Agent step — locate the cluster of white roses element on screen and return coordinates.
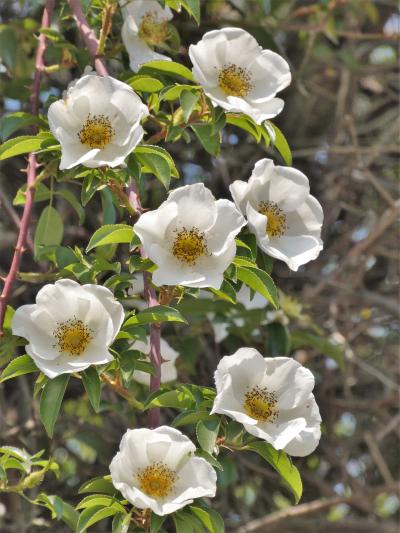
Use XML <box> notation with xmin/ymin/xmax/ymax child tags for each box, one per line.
<box><xmin>12</xmin><ymin>281</ymin><xmax>321</xmax><ymax>515</ymax></box>
<box><xmin>11</xmin><ymin>1</ymin><xmax>324</xmax><ymax>518</ymax></box>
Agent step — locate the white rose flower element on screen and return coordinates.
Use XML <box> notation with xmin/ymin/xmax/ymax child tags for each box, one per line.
<box><xmin>189</xmin><ymin>27</ymin><xmax>291</xmax><ymax>124</ymax></box>
<box><xmin>134</xmin><ymin>183</ymin><xmax>246</xmax><ymax>289</ymax></box>
<box><xmin>48</xmin><ymin>70</ymin><xmax>148</xmax><ymax>170</ymax></box>
<box><xmin>230</xmin><ymin>158</ymin><xmax>323</xmax><ymax>271</ymax></box>
<box><xmin>211</xmin><ymin>348</ymin><xmax>321</xmax><ymax>457</ymax></box>
<box><xmin>109</xmin><ymin>426</ymin><xmax>217</xmax><ymax>515</ymax></box>
<box><xmin>121</xmin><ymin>0</ymin><xmax>173</xmax><ymax>72</ymax></box>
<box><xmin>130</xmin><ymin>336</ymin><xmax>179</xmax><ymax>385</ymax></box>
<box><xmin>12</xmin><ymin>279</ymin><xmax>124</xmax><ymax>379</ymax></box>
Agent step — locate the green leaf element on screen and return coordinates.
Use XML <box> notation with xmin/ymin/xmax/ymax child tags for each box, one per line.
<box><xmin>81</xmin><ymin>173</ymin><xmax>102</xmax><ymax>206</ymax></box>
<box><xmin>39</xmin><ymin>494</ymin><xmax>79</xmax><ymax>530</ymax></box>
<box><xmin>236</xmin><ymin>266</ymin><xmax>279</xmax><ymax>309</ymax></box>
<box><xmin>136</xmin><ymin>145</ymin><xmax>178</xmax><ymax>176</ymax></box>
<box><xmin>139</xmin><ymin>60</ymin><xmax>194</xmax><ymax>81</ymax></box>
<box><xmin>266</xmin><ymin>323</ymin><xmax>291</xmax><ymax>356</ymax></box>
<box><xmin>135</xmin><ymin>145</ymin><xmax>179</xmax><ymax>189</ymax></box>
<box><xmin>173</xmin><ymin>511</ymin><xmax>204</xmax><ymax>532</ymax></box>
<box><xmin>196</xmin><ymin>418</ymin><xmax>220</xmax><ymax>454</ymax></box>
<box><xmin>195</xmin><ymin>449</ymin><xmax>223</xmax><ymax>470</ymax></box>
<box><xmin>39</xmin><ymin>374</ymin><xmax>70</xmax><ymax>438</ymax></box>
<box><xmin>34</xmin><ymin>206</ymin><xmax>64</xmax><ymax>258</ymax></box>
<box><xmin>57</xmin><ymin>189</ymin><xmax>85</xmax><ymax>224</ymax></box>
<box><xmin>54</xmin><ymin>499</ymin><xmax>79</xmax><ymax>530</ymax></box>
<box><xmin>267</xmin><ymin>122</ymin><xmax>292</xmax><ymax>165</ymax></box>
<box><xmin>172</xmin><ymin>409</ymin><xmax>211</xmax><ymax>427</ymax></box>
<box><xmin>54</xmin><ymin>496</ymin><xmax>79</xmax><ymax>530</ymax></box>
<box><xmin>13</xmin><ymin>182</ymin><xmax>51</xmax><ymax>205</ymax></box>
<box><xmin>210</xmin><ymin>107</ymin><xmax>226</xmax><ymax>134</ymax></box>
<box><xmin>124</xmin><ymin>305</ymin><xmax>187</xmax><ymax>327</ymax></box>
<box><xmin>0</xmin><ymin>355</ymin><xmax>38</xmax><ymax>383</ymax></box>
<box><xmin>0</xmin><ymin>112</ymin><xmax>42</xmax><ymax>141</ymax></box>
<box><xmin>81</xmin><ymin>367</ymin><xmax>101</xmax><ymax>413</ymax></box>
<box><xmin>126</xmin><ymin>153</ymin><xmax>142</xmax><ymax>181</ymax></box>
<box><xmin>0</xmin><ymin>25</ymin><xmax>17</xmax><ymax>70</ymax></box>
<box><xmin>137</xmin><ymin>152</ymin><xmax>170</xmax><ymax>188</ymax></box>
<box><xmin>77</xmin><ymin>495</ymin><xmax>125</xmax><ymax>513</ymax></box>
<box><xmin>0</xmin><ymin>446</ymin><xmax>31</xmax><ymax>464</ymax></box>
<box><xmin>38</xmin><ymin>27</ymin><xmax>79</xmax><ymax>51</ymax></box>
<box><xmin>247</xmin><ymin>441</ymin><xmax>302</xmax><ymax>503</ymax></box>
<box><xmin>38</xmin><ymin>27</ymin><xmax>65</xmax><ymax>42</ymax></box>
<box><xmin>145</xmin><ymin>389</ymin><xmax>193</xmax><ymax>410</ymax></box>
<box><xmin>134</xmin><ymin>360</ymin><xmax>156</xmax><ymax>375</ymax></box>
<box><xmin>86</xmin><ymin>224</ymin><xmax>134</xmax><ymax>252</ymax></box>
<box><xmin>112</xmin><ymin>512</ymin><xmax>132</xmax><ymax>533</ymax></box>
<box><xmin>180</xmin><ymin>90</ymin><xmax>199</xmax><ymax>122</ymax></box>
<box><xmin>100</xmin><ymin>188</ymin><xmax>117</xmax><ymax>225</ymax></box>
<box><xmin>55</xmin><ymin>246</ymin><xmax>77</xmax><ymax>269</ymax></box>
<box><xmin>127</xmin><ymin>75</ymin><xmax>164</xmax><ymax>93</ymax></box>
<box><xmin>180</xmin><ymin>0</ymin><xmax>201</xmax><ymax>24</ymax></box>
<box><xmin>189</xmin><ymin>506</ymin><xmax>224</xmax><ymax>533</ymax></box>
<box><xmin>237</xmin><ymin>234</ymin><xmax>257</xmax><ymax>261</ymax></box>
<box><xmin>78</xmin><ymin>476</ymin><xmax>116</xmax><ymax>495</ymax></box>
<box><xmin>150</xmin><ymin>514</ymin><xmax>165</xmax><ymax>533</ymax></box>
<box><xmin>160</xmin><ymin>83</ymin><xmax>198</xmax><ymax>101</ymax></box>
<box><xmin>76</xmin><ymin>505</ymin><xmax>121</xmax><ymax>533</ymax></box>
<box><xmin>0</xmin><ymin>132</ymin><xmax>58</xmax><ymax>161</ymax></box>
<box><xmin>191</xmin><ymin>124</ymin><xmax>220</xmax><ymax>156</ymax></box>
<box><xmin>119</xmin><ymin>350</ymin><xmax>153</xmax><ymax>385</ymax></box>
<box><xmin>1</xmin><ymin>457</ymin><xmax>27</xmax><ymax>472</ymax></box>
<box><xmin>226</xmin><ymin>114</ymin><xmax>261</xmax><ymax>142</ymax></box>
<box><xmin>210</xmin><ymin>279</ymin><xmax>236</xmax><ymax>304</ymax></box>
<box><xmin>233</xmin><ymin>256</ymin><xmax>258</xmax><ymax>269</ymax></box>
<box><xmin>2</xmin><ymin>305</ymin><xmax>14</xmax><ymax>331</ymax></box>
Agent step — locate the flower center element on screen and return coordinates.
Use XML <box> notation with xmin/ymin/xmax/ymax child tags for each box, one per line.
<box><xmin>53</xmin><ymin>318</ymin><xmax>93</xmax><ymax>357</ymax></box>
<box><xmin>78</xmin><ymin>114</ymin><xmax>114</xmax><ymax>149</ymax></box>
<box><xmin>258</xmin><ymin>201</ymin><xmax>288</xmax><ymax>238</ymax></box>
<box><xmin>218</xmin><ymin>63</ymin><xmax>253</xmax><ymax>98</ymax></box>
<box><xmin>172</xmin><ymin>227</ymin><xmax>208</xmax><ymax>266</ymax></box>
<box><xmin>243</xmin><ymin>386</ymin><xmax>279</xmax><ymax>422</ymax></box>
<box><xmin>137</xmin><ymin>462</ymin><xmax>177</xmax><ymax>499</ymax></box>
<box><xmin>139</xmin><ymin>11</ymin><xmax>169</xmax><ymax>45</ymax></box>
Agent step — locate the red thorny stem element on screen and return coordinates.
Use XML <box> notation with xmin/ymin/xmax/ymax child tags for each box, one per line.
<box><xmin>68</xmin><ymin>1</ymin><xmax>162</xmax><ymax>427</ymax></box>
<box><xmin>0</xmin><ymin>0</ymin><xmax>55</xmax><ymax>335</ymax></box>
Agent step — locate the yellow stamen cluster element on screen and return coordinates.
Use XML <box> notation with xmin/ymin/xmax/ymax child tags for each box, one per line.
<box><xmin>258</xmin><ymin>201</ymin><xmax>288</xmax><ymax>238</ymax></box>
<box><xmin>172</xmin><ymin>227</ymin><xmax>208</xmax><ymax>265</ymax></box>
<box><xmin>139</xmin><ymin>11</ymin><xmax>169</xmax><ymax>46</ymax></box>
<box><xmin>53</xmin><ymin>318</ymin><xmax>92</xmax><ymax>357</ymax></box>
<box><xmin>244</xmin><ymin>386</ymin><xmax>279</xmax><ymax>423</ymax></box>
<box><xmin>137</xmin><ymin>462</ymin><xmax>177</xmax><ymax>499</ymax></box>
<box><xmin>218</xmin><ymin>63</ymin><xmax>253</xmax><ymax>98</ymax></box>
<box><xmin>78</xmin><ymin>114</ymin><xmax>114</xmax><ymax>149</ymax></box>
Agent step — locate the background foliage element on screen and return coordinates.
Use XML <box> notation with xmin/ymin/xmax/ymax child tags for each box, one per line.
<box><xmin>0</xmin><ymin>0</ymin><xmax>399</xmax><ymax>531</ymax></box>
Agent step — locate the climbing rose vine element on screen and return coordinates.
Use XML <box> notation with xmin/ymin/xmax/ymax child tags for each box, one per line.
<box><xmin>0</xmin><ymin>1</ymin><xmax>328</xmax><ymax>531</ymax></box>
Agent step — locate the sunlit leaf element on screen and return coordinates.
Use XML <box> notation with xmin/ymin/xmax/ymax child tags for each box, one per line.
<box><xmin>247</xmin><ymin>441</ymin><xmax>302</xmax><ymax>503</ymax></box>
<box><xmin>236</xmin><ymin>266</ymin><xmax>279</xmax><ymax>309</ymax></box>
<box><xmin>86</xmin><ymin>224</ymin><xmax>134</xmax><ymax>252</ymax></box>
<box><xmin>0</xmin><ymin>355</ymin><xmax>38</xmax><ymax>383</ymax></box>
<box><xmin>139</xmin><ymin>60</ymin><xmax>194</xmax><ymax>81</ymax></box>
